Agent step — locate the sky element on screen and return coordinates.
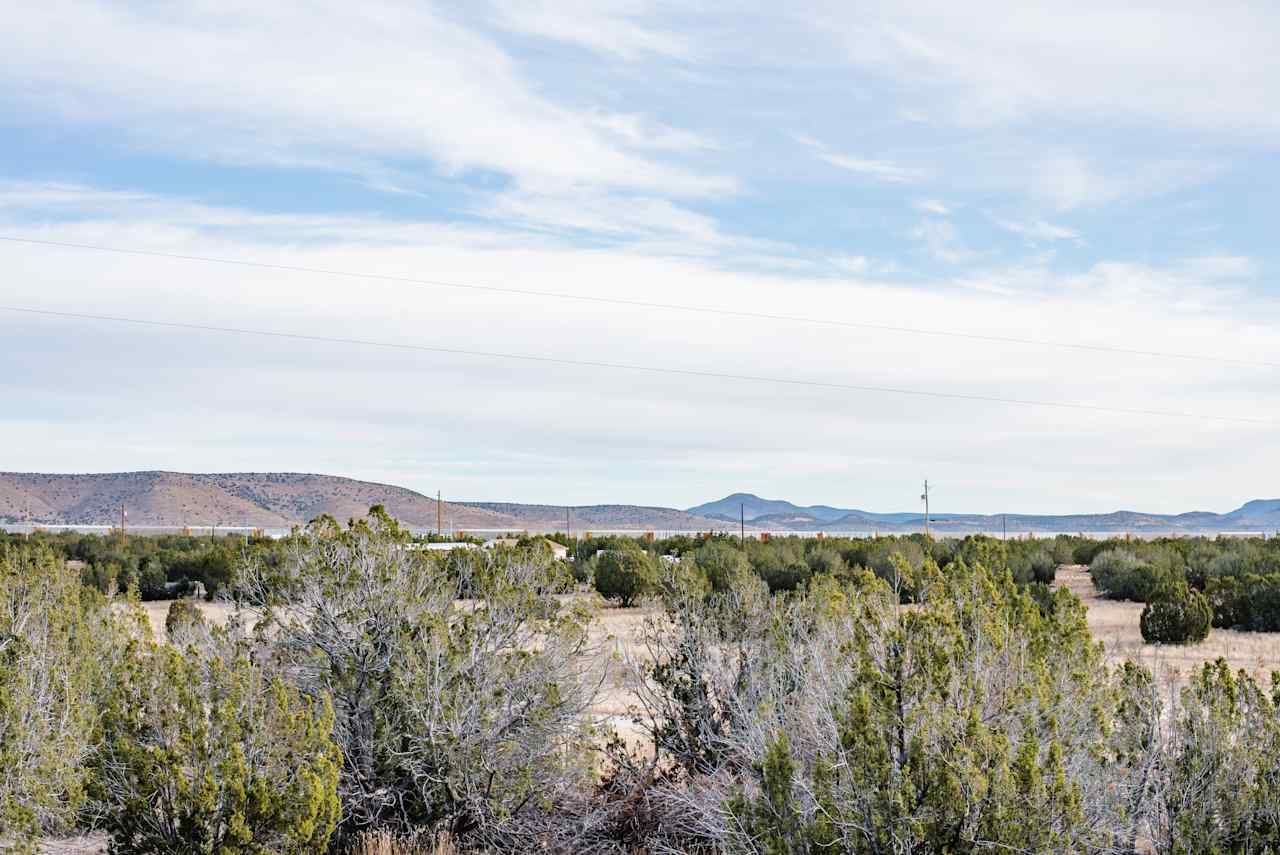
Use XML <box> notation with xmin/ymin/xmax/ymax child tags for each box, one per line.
<box><xmin>1</xmin><ymin>1</ymin><xmax>1278</xmax><ymax>514</ymax></box>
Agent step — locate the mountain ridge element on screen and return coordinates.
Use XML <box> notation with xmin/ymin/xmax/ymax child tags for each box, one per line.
<box><xmin>0</xmin><ymin>475</ymin><xmax>1276</xmax><ymax>534</ymax></box>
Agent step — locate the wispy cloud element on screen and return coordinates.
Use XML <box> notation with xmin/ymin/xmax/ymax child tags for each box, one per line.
<box><xmin>909</xmin><ymin>218</ymin><xmax>977</xmax><ymax>264</ymax></box>
<box><xmin>488</xmin><ymin>0</ymin><xmax>694</xmax><ymax>61</ymax></box>
<box><xmin>913</xmin><ymin>199</ymin><xmax>952</xmax><ymax>216</ymax></box>
<box><xmin>828</xmin><ymin>255</ymin><xmax>906</xmax><ymax>276</ymax></box>
<box><xmin>0</xmin><ymin>2</ymin><xmax>728</xmax><ymax>200</ymax></box>
<box><xmin>796</xmin><ymin>135</ymin><xmax>926</xmax><ymax>184</ymax></box>
<box><xmin>813</xmin><ymin>1</ymin><xmax>1280</xmax><ymax>137</ymax></box>
<box><xmin>992</xmin><ymin>216</ymin><xmax>1082</xmax><ymax>244</ymax></box>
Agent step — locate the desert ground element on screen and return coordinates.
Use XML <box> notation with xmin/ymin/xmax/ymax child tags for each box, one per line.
<box><xmin>42</xmin><ymin>571</ymin><xmax>1280</xmax><ymax>853</ymax></box>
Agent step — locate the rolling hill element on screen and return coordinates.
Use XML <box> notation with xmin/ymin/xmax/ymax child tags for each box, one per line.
<box><xmin>0</xmin><ymin>471</ymin><xmax>516</xmax><ymax>530</ymax></box>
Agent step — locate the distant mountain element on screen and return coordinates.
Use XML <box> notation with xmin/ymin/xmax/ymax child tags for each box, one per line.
<box><xmin>687</xmin><ymin>493</ymin><xmax>857</xmax><ymax>523</ymax></box>
<box><xmin>457</xmin><ymin>501</ymin><xmax>729</xmax><ymax>532</ymax></box>
<box><xmin>687</xmin><ymin>492</ymin><xmax>1280</xmax><ymax>534</ymax></box>
<box><xmin>0</xmin><ymin>471</ymin><xmax>516</xmax><ymax>530</ymax></box>
<box><xmin>1</xmin><ymin>476</ymin><xmax>1275</xmax><ymax>535</ymax></box>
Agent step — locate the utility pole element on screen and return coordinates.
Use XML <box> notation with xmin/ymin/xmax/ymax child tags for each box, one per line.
<box><xmin>1002</xmin><ymin>514</ymin><xmax>1007</xmax><ymax>540</ymax></box>
<box><xmin>740</xmin><ymin>503</ymin><xmax>745</xmax><ymax>546</ymax></box>
<box><xmin>120</xmin><ymin>502</ymin><xmax>127</xmax><ymax>545</ymax></box>
<box><xmin>566</xmin><ymin>507</ymin><xmax>571</xmax><ymax>539</ymax></box>
<box><xmin>920</xmin><ymin>480</ymin><xmax>930</xmax><ymax>539</ymax></box>
<box><xmin>437</xmin><ymin>490</ymin><xmax>443</xmax><ymax>539</ymax></box>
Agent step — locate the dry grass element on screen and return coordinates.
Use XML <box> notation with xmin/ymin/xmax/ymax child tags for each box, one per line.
<box><xmin>1055</xmin><ymin>565</ymin><xmax>1280</xmax><ymax>692</ymax></box>
<box><xmin>37</xmin><ymin>835</ymin><xmax>105</xmax><ymax>854</ymax></box>
<box><xmin>346</xmin><ymin>828</ymin><xmax>457</xmax><ymax>855</ymax></box>
<box><xmin>137</xmin><ymin>598</ymin><xmax>236</xmax><ymax>640</ymax></box>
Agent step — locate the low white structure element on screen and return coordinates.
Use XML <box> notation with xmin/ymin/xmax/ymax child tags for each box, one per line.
<box><xmin>409</xmin><ymin>542</ymin><xmax>481</xmax><ymax>553</ymax></box>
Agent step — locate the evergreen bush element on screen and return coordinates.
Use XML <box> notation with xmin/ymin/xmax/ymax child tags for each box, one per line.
<box><xmin>1140</xmin><ymin>582</ymin><xmax>1212</xmax><ymax>644</ymax></box>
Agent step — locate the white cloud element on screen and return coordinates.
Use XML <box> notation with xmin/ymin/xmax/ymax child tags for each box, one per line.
<box><xmin>796</xmin><ymin>134</ymin><xmax>926</xmax><ymax>183</ymax></box>
<box><xmin>819</xmin><ymin>153</ymin><xmax>925</xmax><ymax>183</ymax></box>
<box><xmin>489</xmin><ymin>0</ymin><xmax>693</xmax><ymax>60</ymax></box>
<box><xmin>5</xmin><ymin>182</ymin><xmax>1274</xmax><ymax>515</ymax></box>
<box><xmin>590</xmin><ymin>113</ymin><xmax>720</xmax><ymax>152</ymax></box>
<box><xmin>1025</xmin><ymin>151</ymin><xmax>1220</xmax><ymax>211</ymax></box>
<box><xmin>992</xmin><ymin>217</ymin><xmax>1081</xmax><ymax>244</ymax></box>
<box><xmin>828</xmin><ymin>255</ymin><xmax>906</xmax><ymax>277</ymax></box>
<box><xmin>913</xmin><ymin>199</ymin><xmax>952</xmax><ymax>216</ymax></box>
<box><xmin>909</xmin><ymin>218</ymin><xmax>977</xmax><ymax>265</ymax></box>
<box><xmin>809</xmin><ymin>0</ymin><xmax>1280</xmax><ymax>138</ymax></box>
<box><xmin>0</xmin><ymin>2</ymin><xmax>729</xmax><ymax>198</ymax></box>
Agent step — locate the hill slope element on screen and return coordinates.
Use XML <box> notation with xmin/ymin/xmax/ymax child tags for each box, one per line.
<box><xmin>0</xmin><ymin>471</ymin><xmax>516</xmax><ymax>530</ymax></box>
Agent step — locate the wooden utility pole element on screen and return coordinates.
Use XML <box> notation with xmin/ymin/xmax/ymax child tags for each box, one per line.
<box><xmin>437</xmin><ymin>491</ymin><xmax>443</xmax><ymax>538</ymax></box>
<box><xmin>566</xmin><ymin>507</ymin><xmax>571</xmax><ymax>538</ymax></box>
<box><xmin>921</xmin><ymin>480</ymin><xmax>930</xmax><ymax>539</ymax></box>
<box><xmin>120</xmin><ymin>502</ymin><xmax>127</xmax><ymax>545</ymax></box>
<box><xmin>740</xmin><ymin>503</ymin><xmax>745</xmax><ymax>545</ymax></box>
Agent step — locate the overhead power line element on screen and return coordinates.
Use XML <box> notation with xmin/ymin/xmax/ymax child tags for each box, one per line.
<box><xmin>0</xmin><ymin>304</ymin><xmax>1269</xmax><ymax>426</ymax></box>
<box><xmin>2</xmin><ymin>235</ymin><xmax>1275</xmax><ymax>369</ymax></box>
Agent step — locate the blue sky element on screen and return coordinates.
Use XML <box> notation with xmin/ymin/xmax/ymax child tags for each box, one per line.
<box><xmin>1</xmin><ymin>1</ymin><xmax>1277</xmax><ymax>515</ymax></box>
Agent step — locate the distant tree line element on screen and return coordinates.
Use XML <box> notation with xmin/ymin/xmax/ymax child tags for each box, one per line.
<box><xmin>575</xmin><ymin>531</ymin><xmax>1068</xmax><ymax>607</ymax></box>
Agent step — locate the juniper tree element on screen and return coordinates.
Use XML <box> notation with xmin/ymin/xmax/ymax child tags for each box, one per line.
<box><xmin>235</xmin><ymin>509</ymin><xmax>602</xmax><ymax>847</ymax></box>
<box><xmin>93</xmin><ymin>628</ymin><xmax>341</xmax><ymax>855</ymax></box>
<box><xmin>0</xmin><ymin>544</ymin><xmax>128</xmax><ymax>853</ymax></box>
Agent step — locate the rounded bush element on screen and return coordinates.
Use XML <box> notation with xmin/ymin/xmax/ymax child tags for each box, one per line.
<box><xmin>1140</xmin><ymin>583</ymin><xmax>1212</xmax><ymax>645</ymax></box>
<box><xmin>163</xmin><ymin>598</ymin><xmax>205</xmax><ymax>639</ymax></box>
<box><xmin>593</xmin><ymin>548</ymin><xmax>657</xmax><ymax>606</ymax></box>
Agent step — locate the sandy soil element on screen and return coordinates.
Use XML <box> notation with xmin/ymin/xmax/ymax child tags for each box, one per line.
<box><xmin>1055</xmin><ymin>564</ymin><xmax>1280</xmax><ymax>691</ymax></box>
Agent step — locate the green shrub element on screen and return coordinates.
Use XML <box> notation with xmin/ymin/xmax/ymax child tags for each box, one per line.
<box><xmin>1205</xmin><ymin>576</ymin><xmax>1245</xmax><ymax>628</ymax></box>
<box><xmin>1159</xmin><ymin>660</ymin><xmax>1280</xmax><ymax>853</ymax></box>
<box><xmin>805</xmin><ymin>546</ymin><xmax>847</xmax><ymax>578</ymax></box>
<box><xmin>237</xmin><ymin>516</ymin><xmax>599</xmax><ymax>840</ymax></box>
<box><xmin>1139</xmin><ymin>582</ymin><xmax>1212</xmax><ymax>645</ymax></box>
<box><xmin>163</xmin><ymin>598</ymin><xmax>206</xmax><ymax>639</ymax></box>
<box><xmin>0</xmin><ymin>545</ymin><xmax>125</xmax><ymax>850</ymax></box>
<box><xmin>1029</xmin><ymin>549</ymin><xmax>1058</xmax><ymax>584</ymax></box>
<box><xmin>690</xmin><ymin>540</ymin><xmax>750</xmax><ymax>594</ymax></box>
<box><xmin>1238</xmin><ymin>573</ymin><xmax>1280</xmax><ymax>632</ymax></box>
<box><xmin>593</xmin><ymin>548</ymin><xmax>658</xmax><ymax>606</ymax></box>
<box><xmin>95</xmin><ymin>634</ymin><xmax>341</xmax><ymax>855</ymax></box>
<box><xmin>1090</xmin><ymin>548</ymin><xmax>1179</xmax><ymax>601</ymax></box>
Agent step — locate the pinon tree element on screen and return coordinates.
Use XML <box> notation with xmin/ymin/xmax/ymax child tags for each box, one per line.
<box><xmin>235</xmin><ymin>508</ymin><xmax>601</xmax><ymax>848</ymax></box>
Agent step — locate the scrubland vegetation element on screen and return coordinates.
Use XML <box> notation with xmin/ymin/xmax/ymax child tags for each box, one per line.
<box><xmin>3</xmin><ymin>518</ymin><xmax>1279</xmax><ymax>853</ymax></box>
<box><xmin>1085</xmin><ymin>537</ymin><xmax>1280</xmax><ymax>639</ymax></box>
<box><xmin>0</xmin><ymin>529</ymin><xmax>276</xmax><ymax>601</ymax></box>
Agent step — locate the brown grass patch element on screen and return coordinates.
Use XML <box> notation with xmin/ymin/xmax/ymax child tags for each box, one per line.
<box><xmin>1055</xmin><ymin>565</ymin><xmax>1280</xmax><ymax>691</ymax></box>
